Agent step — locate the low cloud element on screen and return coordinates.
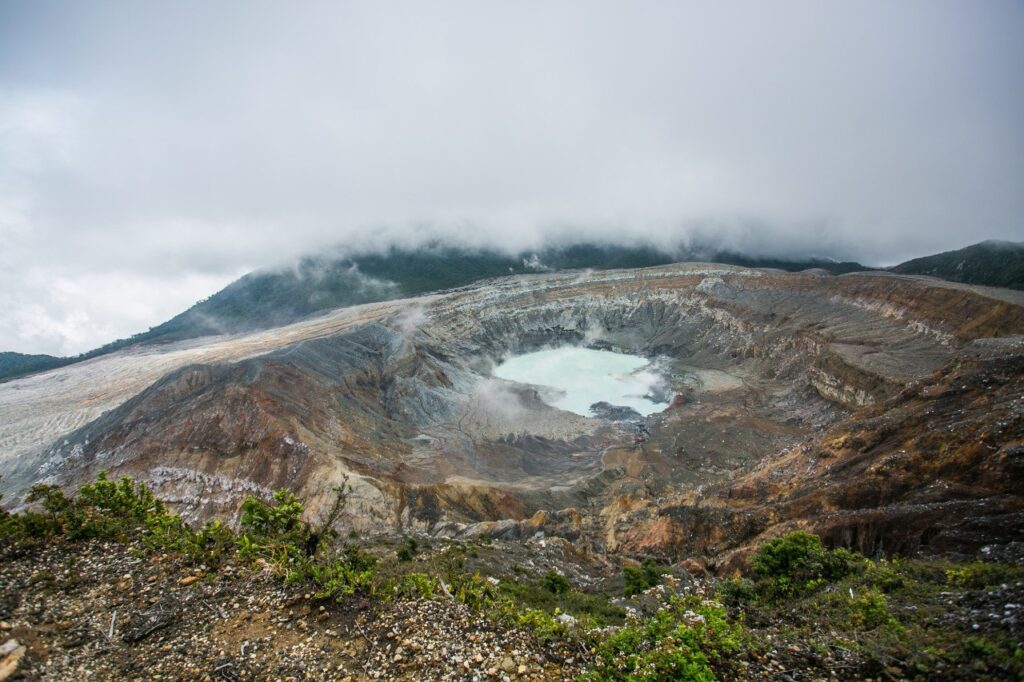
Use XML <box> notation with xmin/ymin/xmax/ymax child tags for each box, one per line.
<box><xmin>391</xmin><ymin>304</ymin><xmax>428</xmax><ymax>338</ymax></box>
<box><xmin>472</xmin><ymin>378</ymin><xmax>531</xmax><ymax>423</ymax></box>
<box><xmin>1</xmin><ymin>1</ymin><xmax>1022</xmax><ymax>354</ymax></box>
<box><xmin>0</xmin><ymin>267</ymin><xmax>243</xmax><ymax>356</ymax></box>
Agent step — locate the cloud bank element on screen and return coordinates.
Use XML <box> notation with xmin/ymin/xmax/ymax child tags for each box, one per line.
<box><xmin>1</xmin><ymin>1</ymin><xmax>1022</xmax><ymax>354</ymax></box>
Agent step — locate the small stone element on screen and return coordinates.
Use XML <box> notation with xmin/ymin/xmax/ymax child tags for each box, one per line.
<box><xmin>178</xmin><ymin>575</ymin><xmax>200</xmax><ymax>586</ymax></box>
<box><xmin>0</xmin><ymin>639</ymin><xmax>26</xmax><ymax>682</ymax></box>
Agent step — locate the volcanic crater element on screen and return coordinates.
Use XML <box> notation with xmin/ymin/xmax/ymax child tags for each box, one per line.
<box><xmin>2</xmin><ymin>263</ymin><xmax>1023</xmax><ymax>567</ymax></box>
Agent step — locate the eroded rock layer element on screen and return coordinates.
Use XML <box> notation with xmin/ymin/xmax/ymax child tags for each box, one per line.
<box><xmin>3</xmin><ymin>263</ymin><xmax>1023</xmax><ymax>565</ymax></box>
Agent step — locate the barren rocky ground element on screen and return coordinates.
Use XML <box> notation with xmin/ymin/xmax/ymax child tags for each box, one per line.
<box><xmin>0</xmin><ymin>538</ymin><xmax>585</xmax><ymax>681</ymax></box>
<box><xmin>1</xmin><ymin>531</ymin><xmax>1022</xmax><ymax>681</ymax></box>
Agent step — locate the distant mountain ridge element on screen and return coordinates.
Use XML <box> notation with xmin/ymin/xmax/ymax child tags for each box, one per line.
<box><xmin>0</xmin><ymin>352</ymin><xmax>68</xmax><ymax>379</ymax></box>
<box><xmin>890</xmin><ymin>240</ymin><xmax>1024</xmax><ymax>290</ymax></box>
<box><xmin>2</xmin><ymin>239</ymin><xmax>1019</xmax><ymax>382</ymax></box>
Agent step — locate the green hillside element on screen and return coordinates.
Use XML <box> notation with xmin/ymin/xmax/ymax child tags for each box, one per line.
<box><xmin>0</xmin><ymin>352</ymin><xmax>66</xmax><ymax>379</ymax></box>
<box><xmin>890</xmin><ymin>240</ymin><xmax>1024</xmax><ymax>290</ymax></box>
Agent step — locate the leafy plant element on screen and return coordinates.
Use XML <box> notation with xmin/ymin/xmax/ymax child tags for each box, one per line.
<box><xmin>848</xmin><ymin>589</ymin><xmax>897</xmax><ymax>630</ymax></box>
<box><xmin>397</xmin><ymin>537</ymin><xmax>418</xmax><ymax>562</ymax></box>
<box><xmin>542</xmin><ymin>569</ymin><xmax>571</xmax><ymax>594</ymax></box>
<box><xmin>945</xmin><ymin>562</ymin><xmax>1016</xmax><ymax>589</ymax></box>
<box><xmin>585</xmin><ymin>596</ymin><xmax>745</xmax><ymax>681</ymax></box>
<box><xmin>393</xmin><ymin>572</ymin><xmax>437</xmax><ymax>600</ymax></box>
<box><xmin>240</xmin><ymin>490</ymin><xmax>304</xmax><ymax>537</ymax></box>
<box><xmin>624</xmin><ymin>558</ymin><xmax>667</xmax><ymax>596</ymax></box>
<box><xmin>305</xmin><ymin>553</ymin><xmax>377</xmax><ymax>600</ymax></box>
<box><xmin>748</xmin><ymin>531</ymin><xmax>856</xmax><ymax>599</ymax></box>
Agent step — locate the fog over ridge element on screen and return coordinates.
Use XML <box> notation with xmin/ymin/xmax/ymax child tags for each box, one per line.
<box><xmin>1</xmin><ymin>1</ymin><xmax>1022</xmax><ymax>355</ymax></box>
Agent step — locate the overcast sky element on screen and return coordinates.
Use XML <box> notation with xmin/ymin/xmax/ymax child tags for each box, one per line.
<box><xmin>1</xmin><ymin>1</ymin><xmax>1022</xmax><ymax>356</ymax></box>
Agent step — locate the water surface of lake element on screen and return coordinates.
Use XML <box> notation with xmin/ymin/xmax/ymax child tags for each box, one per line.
<box><xmin>492</xmin><ymin>347</ymin><xmax>668</xmax><ymax>417</ymax></box>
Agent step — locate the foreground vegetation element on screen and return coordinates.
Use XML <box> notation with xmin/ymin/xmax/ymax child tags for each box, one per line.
<box><xmin>2</xmin><ymin>475</ymin><xmax>1022</xmax><ymax>680</ymax></box>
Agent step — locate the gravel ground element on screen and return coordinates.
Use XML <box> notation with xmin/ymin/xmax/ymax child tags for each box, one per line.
<box><xmin>4</xmin><ymin>535</ymin><xmax>1020</xmax><ymax>680</ymax></box>
<box><xmin>0</xmin><ymin>539</ymin><xmax>584</xmax><ymax>681</ymax></box>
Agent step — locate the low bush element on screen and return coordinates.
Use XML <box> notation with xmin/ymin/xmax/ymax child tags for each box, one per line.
<box><xmin>302</xmin><ymin>548</ymin><xmax>378</xmax><ymax>600</ymax></box>
<box><xmin>945</xmin><ymin>562</ymin><xmax>1017</xmax><ymax>589</ymax></box>
<box><xmin>542</xmin><ymin>569</ymin><xmax>571</xmax><ymax>594</ymax></box>
<box><xmin>512</xmin><ymin>608</ymin><xmax>570</xmax><ymax>641</ymax></box>
<box><xmin>393</xmin><ymin>572</ymin><xmax>437</xmax><ymax>600</ymax></box>
<box><xmin>624</xmin><ymin>558</ymin><xmax>667</xmax><ymax>597</ymax></box>
<box><xmin>497</xmin><ymin>575</ymin><xmax>626</xmax><ymax>628</ymax></box>
<box><xmin>237</xmin><ymin>490</ymin><xmax>310</xmax><ymax>575</ymax></box>
<box><xmin>0</xmin><ymin>473</ymin><xmax>241</xmax><ymax>568</ymax></box>
<box><xmin>396</xmin><ymin>537</ymin><xmax>418</xmax><ymax>562</ymax></box>
<box><xmin>585</xmin><ymin>596</ymin><xmax>745</xmax><ymax>681</ymax></box>
<box><xmin>748</xmin><ymin>531</ymin><xmax>857</xmax><ymax>599</ymax></box>
<box><xmin>864</xmin><ymin>558</ymin><xmax>905</xmax><ymax>593</ymax></box>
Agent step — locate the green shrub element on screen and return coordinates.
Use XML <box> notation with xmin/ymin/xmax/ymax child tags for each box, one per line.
<box><xmin>542</xmin><ymin>569</ymin><xmax>571</xmax><ymax>594</ymax></box>
<box><xmin>2</xmin><ymin>473</ymin><xmax>241</xmax><ymax>568</ymax></box>
<box><xmin>286</xmin><ymin>541</ymin><xmax>379</xmax><ymax>600</ymax></box>
<box><xmin>23</xmin><ymin>474</ymin><xmax>170</xmax><ymax>542</ymax></box>
<box><xmin>393</xmin><ymin>572</ymin><xmax>437</xmax><ymax>600</ymax></box>
<box><xmin>177</xmin><ymin>520</ymin><xmax>236</xmax><ymax>566</ymax></box>
<box><xmin>749</xmin><ymin>531</ymin><xmax>856</xmax><ymax>598</ymax></box>
<box><xmin>306</xmin><ymin>555</ymin><xmax>377</xmax><ymax>600</ymax></box>
<box><xmin>396</xmin><ymin>537</ymin><xmax>418</xmax><ymax>562</ymax></box>
<box><xmin>240</xmin><ymin>490</ymin><xmax>303</xmax><ymax>537</ymax></box>
<box><xmin>717</xmin><ymin>577</ymin><xmax>757</xmax><ymax>606</ymax></box>
<box><xmin>513</xmin><ymin>608</ymin><xmax>569</xmax><ymax>641</ymax></box>
<box><xmin>496</xmin><ymin>575</ymin><xmax>626</xmax><ymax>627</ymax></box>
<box><xmin>945</xmin><ymin>562</ymin><xmax>1017</xmax><ymax>589</ymax></box>
<box><xmin>585</xmin><ymin>597</ymin><xmax>745</xmax><ymax>681</ymax></box>
<box><xmin>864</xmin><ymin>559</ymin><xmax>904</xmax><ymax>593</ymax></box>
<box><xmin>849</xmin><ymin>589</ymin><xmax>897</xmax><ymax>630</ymax></box>
<box><xmin>451</xmin><ymin>573</ymin><xmax>500</xmax><ymax>610</ymax></box>
<box><xmin>236</xmin><ymin>490</ymin><xmax>311</xmax><ymax>575</ymax></box>
<box><xmin>962</xmin><ymin>635</ymin><xmax>1002</xmax><ymax>659</ymax></box>
<box><xmin>624</xmin><ymin>559</ymin><xmax>666</xmax><ymax>597</ymax></box>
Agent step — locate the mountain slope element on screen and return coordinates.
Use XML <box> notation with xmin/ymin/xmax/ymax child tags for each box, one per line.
<box><xmin>891</xmin><ymin>240</ymin><xmax>1024</xmax><ymax>290</ymax></box>
<box><xmin>0</xmin><ymin>352</ymin><xmax>65</xmax><ymax>379</ymax></box>
<box><xmin>140</xmin><ymin>244</ymin><xmax>676</xmax><ymax>343</ymax></box>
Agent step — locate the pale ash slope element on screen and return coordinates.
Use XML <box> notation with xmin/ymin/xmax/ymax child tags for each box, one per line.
<box><xmin>0</xmin><ymin>300</ymin><xmax>421</xmax><ymax>493</ymax></box>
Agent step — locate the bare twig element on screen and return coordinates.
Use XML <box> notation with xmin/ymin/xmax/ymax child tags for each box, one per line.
<box><xmin>201</xmin><ymin>598</ymin><xmax>228</xmax><ymax>620</ymax></box>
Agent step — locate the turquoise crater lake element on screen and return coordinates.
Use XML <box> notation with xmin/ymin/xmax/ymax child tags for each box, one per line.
<box><xmin>492</xmin><ymin>347</ymin><xmax>670</xmax><ymax>418</ymax></box>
